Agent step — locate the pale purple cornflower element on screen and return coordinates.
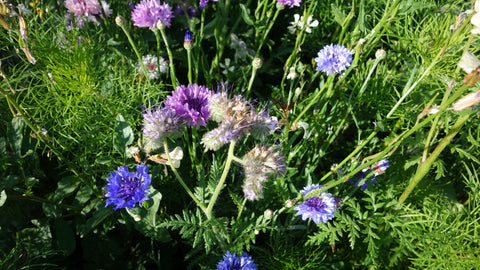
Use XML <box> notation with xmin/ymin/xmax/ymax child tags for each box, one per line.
<box><xmin>142</xmin><ymin>107</ymin><xmax>184</xmax><ymax>152</ymax></box>
<box><xmin>276</xmin><ymin>0</ymin><xmax>302</xmax><ymax>8</ymax></box>
<box><xmin>137</xmin><ymin>54</ymin><xmax>167</xmax><ymax>79</ymax></box>
<box><xmin>216</xmin><ymin>251</ymin><xmax>257</xmax><ymax>270</ymax></box>
<box><xmin>294</xmin><ymin>184</ymin><xmax>336</xmax><ymax>224</ymax></box>
<box><xmin>164</xmin><ymin>84</ymin><xmax>213</xmax><ymax>128</ymax></box>
<box><xmin>314</xmin><ymin>44</ymin><xmax>353</xmax><ymax>75</ymax></box>
<box><xmin>242</xmin><ymin>145</ymin><xmax>286</xmax><ymax>200</ymax></box>
<box><xmin>105</xmin><ymin>164</ymin><xmax>151</xmax><ymax>210</ymax></box>
<box><xmin>201</xmin><ymin>118</ymin><xmax>240</xmax><ymax>151</ymax></box>
<box><xmin>199</xmin><ymin>0</ymin><xmax>218</xmax><ymax>9</ymax></box>
<box><xmin>131</xmin><ymin>0</ymin><xmax>174</xmax><ymax>29</ymax></box>
<box><xmin>64</xmin><ymin>0</ymin><xmax>111</xmax><ymax>27</ymax></box>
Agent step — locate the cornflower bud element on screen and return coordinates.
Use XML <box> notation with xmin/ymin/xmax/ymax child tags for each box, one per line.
<box><xmin>184</xmin><ymin>30</ymin><xmax>193</xmax><ymax>50</ymax></box>
<box><xmin>264</xmin><ymin>209</ymin><xmax>273</xmax><ymax>219</ymax></box>
<box><xmin>375</xmin><ymin>49</ymin><xmax>386</xmax><ymax>60</ymax></box>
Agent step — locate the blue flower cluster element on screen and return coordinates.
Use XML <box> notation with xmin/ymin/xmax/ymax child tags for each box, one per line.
<box><xmin>217</xmin><ymin>251</ymin><xmax>257</xmax><ymax>270</ymax></box>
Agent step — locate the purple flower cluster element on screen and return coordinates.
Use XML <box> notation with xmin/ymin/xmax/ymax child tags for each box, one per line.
<box><xmin>65</xmin><ymin>0</ymin><xmax>112</xmax><ymax>29</ymax></box>
<box><xmin>346</xmin><ymin>159</ymin><xmax>389</xmax><ymax>190</ymax></box>
<box><xmin>242</xmin><ymin>145</ymin><xmax>286</xmax><ymax>200</ymax></box>
<box><xmin>314</xmin><ymin>44</ymin><xmax>353</xmax><ymax>75</ymax></box>
<box><xmin>164</xmin><ymin>84</ymin><xmax>213</xmax><ymax>128</ymax></box>
<box><xmin>131</xmin><ymin>0</ymin><xmax>174</xmax><ymax>29</ymax></box>
<box><xmin>105</xmin><ymin>164</ymin><xmax>151</xmax><ymax>210</ymax></box>
<box><xmin>202</xmin><ymin>90</ymin><xmax>277</xmax><ymax>151</ymax></box>
<box><xmin>199</xmin><ymin>0</ymin><xmax>218</xmax><ymax>9</ymax></box>
<box><xmin>276</xmin><ymin>0</ymin><xmax>302</xmax><ymax>8</ymax></box>
<box><xmin>217</xmin><ymin>251</ymin><xmax>257</xmax><ymax>270</ymax></box>
<box><xmin>294</xmin><ymin>184</ymin><xmax>336</xmax><ymax>224</ymax></box>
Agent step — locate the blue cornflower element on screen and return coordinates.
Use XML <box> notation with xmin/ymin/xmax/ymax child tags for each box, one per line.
<box><xmin>217</xmin><ymin>251</ymin><xmax>258</xmax><ymax>270</ymax></box>
<box><xmin>105</xmin><ymin>164</ymin><xmax>151</xmax><ymax>210</ymax></box>
<box><xmin>314</xmin><ymin>44</ymin><xmax>353</xmax><ymax>75</ymax></box>
<box><xmin>294</xmin><ymin>184</ymin><xmax>336</xmax><ymax>224</ymax></box>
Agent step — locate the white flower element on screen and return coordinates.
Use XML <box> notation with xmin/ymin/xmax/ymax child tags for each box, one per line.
<box><xmin>288</xmin><ymin>14</ymin><xmax>318</xmax><ymax>34</ymax></box>
<box><xmin>137</xmin><ymin>55</ymin><xmax>167</xmax><ymax>79</ymax></box>
<box><xmin>287</xmin><ymin>67</ymin><xmax>297</xmax><ymax>80</ymax></box>
<box><xmin>458</xmin><ymin>51</ymin><xmax>480</xmax><ymax>73</ymax></box>
<box><xmin>219</xmin><ymin>58</ymin><xmax>235</xmax><ymax>74</ymax></box>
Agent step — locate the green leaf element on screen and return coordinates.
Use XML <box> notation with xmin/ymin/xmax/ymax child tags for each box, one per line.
<box><xmin>7</xmin><ymin>117</ymin><xmax>24</xmax><ymax>157</ymax></box>
<box><xmin>240</xmin><ymin>4</ymin><xmax>255</xmax><ymax>26</ymax></box>
<box><xmin>53</xmin><ymin>219</ymin><xmax>76</xmax><ymax>256</ymax></box>
<box><xmin>0</xmin><ymin>190</ymin><xmax>6</xmax><ymax>207</ymax></box>
<box><xmin>113</xmin><ymin>114</ymin><xmax>134</xmax><ymax>157</ymax></box>
<box><xmin>53</xmin><ymin>176</ymin><xmax>81</xmax><ymax>202</ymax></box>
<box><xmin>80</xmin><ymin>206</ymin><xmax>112</xmax><ymax>237</ymax></box>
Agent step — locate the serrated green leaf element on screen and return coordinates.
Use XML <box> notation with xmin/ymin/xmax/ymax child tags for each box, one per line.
<box><xmin>113</xmin><ymin>113</ymin><xmax>134</xmax><ymax>157</ymax></box>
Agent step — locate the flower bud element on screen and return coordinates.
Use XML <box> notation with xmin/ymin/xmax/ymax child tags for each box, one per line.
<box><xmin>184</xmin><ymin>30</ymin><xmax>193</xmax><ymax>50</ymax></box>
<box><xmin>375</xmin><ymin>49</ymin><xmax>386</xmax><ymax>60</ymax></box>
<box><xmin>252</xmin><ymin>58</ymin><xmax>262</xmax><ymax>69</ymax></box>
<box><xmin>264</xmin><ymin>209</ymin><xmax>273</xmax><ymax>219</ymax></box>
<box><xmin>285</xmin><ymin>199</ymin><xmax>294</xmax><ymax>208</ymax></box>
<box><xmin>156</xmin><ymin>20</ymin><xmax>165</xmax><ymax>30</ymax></box>
<box><xmin>115</xmin><ymin>15</ymin><xmax>124</xmax><ymax>26</ymax></box>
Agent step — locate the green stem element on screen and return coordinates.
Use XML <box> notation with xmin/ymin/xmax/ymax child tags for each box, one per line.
<box><xmin>398</xmin><ymin>114</ymin><xmax>470</xmax><ymax>203</ymax></box>
<box><xmin>159</xmin><ymin>27</ymin><xmax>177</xmax><ymax>88</ymax></box>
<box><xmin>205</xmin><ymin>141</ymin><xmax>236</xmax><ymax>219</ymax></box>
<box><xmin>291</xmin><ymin>75</ymin><xmax>333</xmax><ymax>125</ymax></box>
<box><xmin>118</xmin><ymin>23</ymin><xmax>149</xmax><ymax>83</ymax></box>
<box><xmin>236</xmin><ymin>198</ymin><xmax>247</xmax><ymax>221</ymax></box>
<box><xmin>187</xmin><ymin>48</ymin><xmax>193</xmax><ymax>84</ymax></box>
<box><xmin>246</xmin><ymin>67</ymin><xmax>257</xmax><ymax>95</ymax></box>
<box><xmin>163</xmin><ymin>139</ymin><xmax>207</xmax><ymax>214</ymax></box>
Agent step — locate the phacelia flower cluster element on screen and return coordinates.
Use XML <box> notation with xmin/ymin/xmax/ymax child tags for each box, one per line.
<box><xmin>202</xmin><ymin>90</ymin><xmax>277</xmax><ymax>151</ymax></box>
<box><xmin>314</xmin><ymin>44</ymin><xmax>353</xmax><ymax>75</ymax></box>
<box><xmin>216</xmin><ymin>251</ymin><xmax>258</xmax><ymax>270</ymax></box>
<box><xmin>276</xmin><ymin>0</ymin><xmax>302</xmax><ymax>8</ymax></box>
<box><xmin>345</xmin><ymin>159</ymin><xmax>389</xmax><ymax>190</ymax></box>
<box><xmin>105</xmin><ymin>164</ymin><xmax>151</xmax><ymax>210</ymax></box>
<box><xmin>65</xmin><ymin>0</ymin><xmax>112</xmax><ymax>29</ymax></box>
<box><xmin>142</xmin><ymin>107</ymin><xmax>183</xmax><ymax>152</ymax></box>
<box><xmin>131</xmin><ymin>0</ymin><xmax>174</xmax><ymax>29</ymax></box>
<box><xmin>164</xmin><ymin>84</ymin><xmax>213</xmax><ymax>128</ymax></box>
<box><xmin>242</xmin><ymin>145</ymin><xmax>286</xmax><ymax>200</ymax></box>
<box><xmin>138</xmin><ymin>54</ymin><xmax>168</xmax><ymax>79</ymax></box>
<box><xmin>294</xmin><ymin>184</ymin><xmax>336</xmax><ymax>224</ymax></box>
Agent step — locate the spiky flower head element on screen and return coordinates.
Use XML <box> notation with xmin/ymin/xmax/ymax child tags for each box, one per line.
<box><xmin>314</xmin><ymin>44</ymin><xmax>353</xmax><ymax>75</ymax></box>
<box><xmin>142</xmin><ymin>107</ymin><xmax>183</xmax><ymax>152</ymax></box>
<box><xmin>137</xmin><ymin>54</ymin><xmax>167</xmax><ymax>79</ymax></box>
<box><xmin>65</xmin><ymin>0</ymin><xmax>112</xmax><ymax>27</ymax></box>
<box><xmin>105</xmin><ymin>164</ymin><xmax>151</xmax><ymax>210</ymax></box>
<box><xmin>131</xmin><ymin>0</ymin><xmax>174</xmax><ymax>29</ymax></box>
<box><xmin>250</xmin><ymin>107</ymin><xmax>277</xmax><ymax>140</ymax></box>
<box><xmin>201</xmin><ymin>118</ymin><xmax>240</xmax><ymax>152</ymax></box>
<box><xmin>242</xmin><ymin>145</ymin><xmax>286</xmax><ymax>200</ymax></box>
<box><xmin>276</xmin><ymin>0</ymin><xmax>302</xmax><ymax>8</ymax></box>
<box><xmin>294</xmin><ymin>184</ymin><xmax>336</xmax><ymax>224</ymax></box>
<box><xmin>216</xmin><ymin>251</ymin><xmax>258</xmax><ymax>270</ymax></box>
<box><xmin>164</xmin><ymin>84</ymin><xmax>213</xmax><ymax>128</ymax></box>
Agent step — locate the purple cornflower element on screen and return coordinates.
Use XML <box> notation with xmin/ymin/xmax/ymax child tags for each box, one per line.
<box><xmin>276</xmin><ymin>0</ymin><xmax>302</xmax><ymax>8</ymax></box>
<box><xmin>199</xmin><ymin>0</ymin><xmax>218</xmax><ymax>9</ymax></box>
<box><xmin>294</xmin><ymin>184</ymin><xmax>336</xmax><ymax>224</ymax></box>
<box><xmin>241</xmin><ymin>145</ymin><xmax>286</xmax><ymax>200</ymax></box>
<box><xmin>164</xmin><ymin>84</ymin><xmax>213</xmax><ymax>128</ymax></box>
<box><xmin>65</xmin><ymin>0</ymin><xmax>112</xmax><ymax>27</ymax></box>
<box><xmin>142</xmin><ymin>107</ymin><xmax>184</xmax><ymax>152</ymax></box>
<box><xmin>217</xmin><ymin>251</ymin><xmax>258</xmax><ymax>270</ymax></box>
<box><xmin>131</xmin><ymin>0</ymin><xmax>174</xmax><ymax>29</ymax></box>
<box><xmin>105</xmin><ymin>164</ymin><xmax>151</xmax><ymax>210</ymax></box>
<box><xmin>315</xmin><ymin>44</ymin><xmax>353</xmax><ymax>75</ymax></box>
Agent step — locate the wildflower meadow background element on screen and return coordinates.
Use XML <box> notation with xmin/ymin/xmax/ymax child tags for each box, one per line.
<box><xmin>1</xmin><ymin>0</ymin><xmax>480</xmax><ymax>269</ymax></box>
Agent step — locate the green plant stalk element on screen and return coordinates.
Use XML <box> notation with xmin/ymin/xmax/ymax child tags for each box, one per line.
<box><xmin>357</xmin><ymin>58</ymin><xmax>381</xmax><ymax>97</ymax></box>
<box><xmin>398</xmin><ymin>113</ymin><xmax>470</xmax><ymax>203</ymax></box>
<box><xmin>163</xmin><ymin>139</ymin><xmax>207</xmax><ymax>214</ymax></box>
<box><xmin>236</xmin><ymin>198</ymin><xmax>247</xmax><ymax>221</ymax></box>
<box><xmin>255</xmin><ymin>8</ymin><xmax>280</xmax><ymax>55</ymax></box>
<box><xmin>291</xmin><ymin>75</ymin><xmax>333</xmax><ymax>125</ymax></box>
<box><xmin>205</xmin><ymin>141</ymin><xmax>236</xmax><ymax>219</ymax></box>
<box><xmin>118</xmin><ymin>23</ymin><xmax>149</xmax><ymax>82</ymax></box>
<box><xmin>187</xmin><ymin>48</ymin><xmax>193</xmax><ymax>84</ymax></box>
<box><xmin>154</xmin><ymin>28</ymin><xmax>163</xmax><ymax>78</ymax></box>
<box><xmin>246</xmin><ymin>66</ymin><xmax>257</xmax><ymax>95</ymax></box>
<box><xmin>159</xmin><ymin>27</ymin><xmax>177</xmax><ymax>88</ymax></box>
